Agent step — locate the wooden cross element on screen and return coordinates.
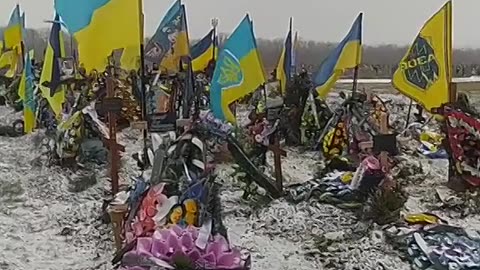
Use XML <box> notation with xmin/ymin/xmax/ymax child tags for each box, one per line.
<box><xmin>104</xmin><ymin>75</ymin><xmax>124</xmax><ymax>195</ymax></box>
<box><xmin>378</xmin><ymin>112</ymin><xmax>390</xmax><ymax>173</ymax></box>
<box><xmin>376</xmin><ymin>111</ymin><xmax>398</xmax><ymax>190</ymax></box>
<box><xmin>104</xmin><ymin>139</ymin><xmax>125</xmax><ymax>153</ymax></box>
<box><xmin>267</xmin><ymin>132</ymin><xmax>287</xmax><ymax>192</ymax></box>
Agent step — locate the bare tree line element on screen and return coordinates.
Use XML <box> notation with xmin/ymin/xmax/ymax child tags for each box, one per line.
<box><xmin>4</xmin><ymin>28</ymin><xmax>480</xmax><ymax>78</ymax></box>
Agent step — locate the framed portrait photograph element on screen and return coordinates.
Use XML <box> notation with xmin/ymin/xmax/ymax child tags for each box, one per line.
<box><xmin>264</xmin><ymin>80</ymin><xmax>281</xmax><ymax>98</ymax></box>
<box><xmin>146</xmin><ymin>82</ymin><xmax>177</xmax><ymax>132</ymax></box>
<box><xmin>57</xmin><ymin>57</ymin><xmax>76</xmax><ymax>80</ymax></box>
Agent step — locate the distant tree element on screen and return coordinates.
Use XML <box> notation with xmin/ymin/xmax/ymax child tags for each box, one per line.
<box><xmin>2</xmin><ymin>27</ymin><xmax>480</xmax><ymax>77</ymax></box>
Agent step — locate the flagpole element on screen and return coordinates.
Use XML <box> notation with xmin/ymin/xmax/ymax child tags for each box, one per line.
<box><xmin>351</xmin><ymin>67</ymin><xmax>359</xmax><ymax>98</ymax></box>
<box><xmin>405</xmin><ymin>99</ymin><xmax>413</xmax><ymax>129</ymax></box>
<box><xmin>182</xmin><ymin>4</ymin><xmax>192</xmax><ymax>119</ymax></box>
<box><xmin>17</xmin><ymin>5</ymin><xmax>25</xmax><ymax>71</ymax></box>
<box><xmin>292</xmin><ymin>31</ymin><xmax>298</xmax><ymax>76</ymax></box>
<box><xmin>446</xmin><ymin>1</ymin><xmax>455</xmax><ymax>103</ymax></box>
<box><xmin>351</xmin><ymin>13</ymin><xmax>363</xmax><ymax>97</ymax></box>
<box><xmin>70</xmin><ymin>36</ymin><xmax>74</xmax><ymax>61</ymax></box>
<box><xmin>138</xmin><ymin>0</ymin><xmax>148</xmax><ymax>161</ymax></box>
<box><xmin>288</xmin><ymin>17</ymin><xmax>293</xmax><ymax>81</ymax></box>
<box><xmin>20</xmin><ymin>42</ymin><xmax>25</xmax><ymax>69</ymax></box>
<box><xmin>211</xmin><ymin>18</ymin><xmax>219</xmax><ymax>63</ymax></box>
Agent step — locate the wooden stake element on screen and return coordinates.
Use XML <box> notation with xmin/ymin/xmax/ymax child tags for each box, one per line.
<box><xmin>449</xmin><ymin>82</ymin><xmax>457</xmax><ymax>103</ymax></box>
<box><xmin>268</xmin><ymin>132</ymin><xmax>286</xmax><ymax>192</ymax></box>
<box><xmin>378</xmin><ymin>111</ymin><xmax>390</xmax><ymax>173</ymax></box>
<box><xmin>109</xmin><ymin>204</ymin><xmax>128</xmax><ymax>252</ymax></box>
<box><xmin>106</xmin><ymin>76</ymin><xmax>120</xmax><ymax>195</ymax></box>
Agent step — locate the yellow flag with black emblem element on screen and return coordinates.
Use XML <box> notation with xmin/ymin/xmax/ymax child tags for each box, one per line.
<box><xmin>392</xmin><ymin>1</ymin><xmax>452</xmax><ymax>112</ymax></box>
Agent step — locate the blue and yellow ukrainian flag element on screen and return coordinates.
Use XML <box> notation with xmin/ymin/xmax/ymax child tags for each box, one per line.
<box><xmin>191</xmin><ymin>29</ymin><xmax>217</xmax><ymax>73</ymax></box>
<box><xmin>313</xmin><ymin>13</ymin><xmax>363</xmax><ymax>99</ymax></box>
<box><xmin>1</xmin><ymin>5</ymin><xmax>23</xmax><ymax>77</ymax></box>
<box><xmin>4</xmin><ymin>4</ymin><xmax>23</xmax><ymax>50</ymax></box>
<box><xmin>39</xmin><ymin>14</ymin><xmax>65</xmax><ymax>117</ymax></box>
<box><xmin>18</xmin><ymin>53</ymin><xmax>36</xmax><ymax>133</ymax></box>
<box><xmin>55</xmin><ymin>0</ymin><xmax>143</xmax><ymax>72</ymax></box>
<box><xmin>276</xmin><ymin>18</ymin><xmax>293</xmax><ymax>95</ymax></box>
<box><xmin>392</xmin><ymin>1</ymin><xmax>452</xmax><ymax>111</ymax></box>
<box><xmin>145</xmin><ymin>0</ymin><xmax>190</xmax><ymax>73</ymax></box>
<box><xmin>0</xmin><ymin>49</ymin><xmax>18</xmax><ymax>78</ymax></box>
<box><xmin>210</xmin><ymin>15</ymin><xmax>266</xmax><ymax>124</ymax></box>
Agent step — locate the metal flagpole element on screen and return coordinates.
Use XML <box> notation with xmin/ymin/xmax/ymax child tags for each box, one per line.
<box><xmin>138</xmin><ymin>0</ymin><xmax>148</xmax><ymax>163</ymax></box>
<box><xmin>351</xmin><ymin>13</ymin><xmax>363</xmax><ymax>97</ymax></box>
<box><xmin>211</xmin><ymin>18</ymin><xmax>219</xmax><ymax>63</ymax></box>
<box><xmin>288</xmin><ymin>17</ymin><xmax>293</xmax><ymax>81</ymax></box>
<box><xmin>182</xmin><ymin>4</ymin><xmax>192</xmax><ymax>119</ymax></box>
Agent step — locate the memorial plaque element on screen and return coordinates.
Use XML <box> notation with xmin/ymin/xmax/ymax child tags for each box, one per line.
<box><xmin>148</xmin><ymin>113</ymin><xmax>176</xmax><ymax>132</ymax></box>
<box><xmin>266</xmin><ymin>106</ymin><xmax>282</xmax><ymax>121</ymax></box>
<box><xmin>373</xmin><ymin>134</ymin><xmax>398</xmax><ymax>156</ymax></box>
<box><xmin>130</xmin><ymin>121</ymin><xmax>148</xmax><ymax>130</ymax></box>
<box><xmin>97</xmin><ymin>97</ymin><xmax>123</xmax><ymax>114</ymax></box>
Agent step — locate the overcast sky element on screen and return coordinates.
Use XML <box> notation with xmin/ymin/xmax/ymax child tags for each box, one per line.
<box><xmin>1</xmin><ymin>0</ymin><xmax>479</xmax><ymax>48</ymax></box>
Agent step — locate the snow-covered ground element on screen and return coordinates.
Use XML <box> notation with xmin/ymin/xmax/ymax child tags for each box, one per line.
<box><xmin>0</xmin><ymin>88</ymin><xmax>479</xmax><ymax>270</ymax></box>
<box><xmin>0</xmin><ymin>107</ymin><xmax>114</xmax><ymax>269</ymax></box>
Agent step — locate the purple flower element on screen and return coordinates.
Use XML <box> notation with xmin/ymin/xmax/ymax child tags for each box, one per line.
<box><xmin>121</xmin><ymin>225</ymin><xmax>249</xmax><ymax>269</ymax></box>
